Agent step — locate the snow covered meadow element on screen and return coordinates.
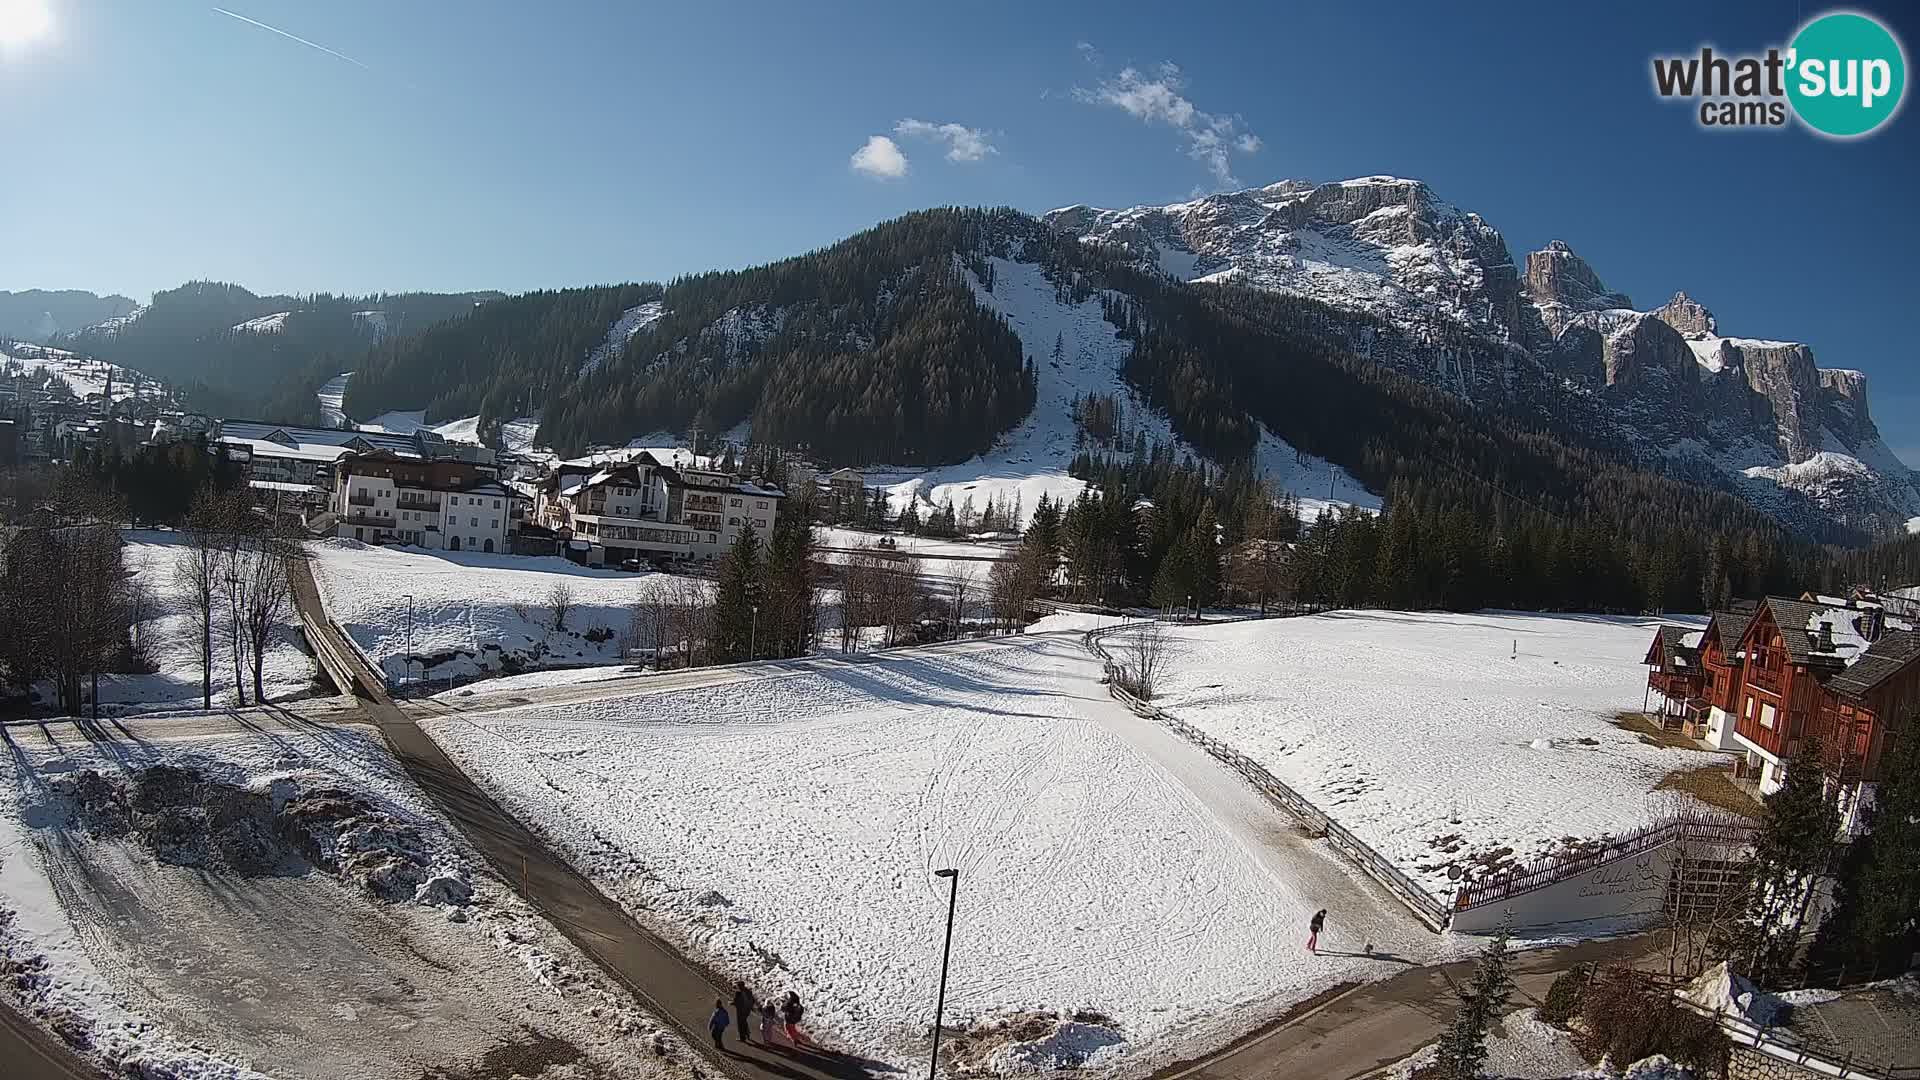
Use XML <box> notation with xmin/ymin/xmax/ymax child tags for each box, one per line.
<box><xmin>0</xmin><ymin>717</ymin><xmax>674</xmax><ymax>1080</ymax></box>
<box><xmin>308</xmin><ymin>540</ymin><xmax>696</xmax><ymax>686</ymax></box>
<box><xmin>419</xmin><ymin>635</ymin><xmax>1449</xmax><ymax>1071</ymax></box>
<box><xmin>1137</xmin><ymin>610</ymin><xmax>1722</xmax><ymax>901</ymax></box>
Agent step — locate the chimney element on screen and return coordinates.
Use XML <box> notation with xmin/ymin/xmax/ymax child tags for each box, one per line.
<box><xmin>1817</xmin><ymin>621</ymin><xmax>1836</xmax><ymax>652</ymax></box>
<box><xmin>1860</xmin><ymin>608</ymin><xmax>1883</xmax><ymax>642</ymax></box>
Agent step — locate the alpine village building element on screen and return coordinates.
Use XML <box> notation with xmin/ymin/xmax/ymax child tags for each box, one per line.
<box><xmin>532</xmin><ymin>450</ymin><xmax>783</xmax><ymax>566</ymax></box>
<box><xmin>327</xmin><ymin>449</ymin><xmax>514</xmax><ymax>553</ymax></box>
<box><xmin>1647</xmin><ymin>593</ymin><xmax>1920</xmax><ymax>831</ymax></box>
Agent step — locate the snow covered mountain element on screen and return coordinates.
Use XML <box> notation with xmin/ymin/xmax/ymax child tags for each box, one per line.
<box><xmin>1046</xmin><ymin>177</ymin><xmax>1918</xmax><ymax>535</ymax></box>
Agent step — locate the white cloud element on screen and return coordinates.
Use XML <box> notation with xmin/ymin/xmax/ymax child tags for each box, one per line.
<box><xmin>850</xmin><ymin>135</ymin><xmax>909</xmax><ymax>180</ymax></box>
<box><xmin>894</xmin><ymin>118</ymin><xmax>997</xmax><ymax>163</ymax></box>
<box><xmin>1073</xmin><ymin>57</ymin><xmax>1262</xmax><ymax>187</ymax></box>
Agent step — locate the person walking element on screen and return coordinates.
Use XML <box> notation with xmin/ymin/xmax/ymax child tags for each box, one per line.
<box><xmin>782</xmin><ymin>991</ymin><xmax>813</xmax><ymax>1047</ymax></box>
<box><xmin>732</xmin><ymin>981</ymin><xmax>757</xmax><ymax>1043</ymax></box>
<box><xmin>709</xmin><ymin>1000</ymin><xmax>730</xmax><ymax>1049</ymax></box>
<box><xmin>1307</xmin><ymin>908</ymin><xmax>1327</xmax><ymax>954</ymax></box>
<box><xmin>759</xmin><ymin>1000</ymin><xmax>780</xmax><ymax>1045</ymax></box>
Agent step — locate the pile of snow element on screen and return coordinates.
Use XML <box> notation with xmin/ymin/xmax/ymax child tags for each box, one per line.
<box><xmin>1677</xmin><ymin>961</ymin><xmax>1788</xmax><ymax>1027</ymax></box>
<box><xmin>0</xmin><ymin>721</ymin><xmax>676</xmax><ymax>1080</ymax></box>
<box><xmin>39</xmin><ymin>532</ymin><xmax>317</xmax><ymax>715</ymax></box>
<box><xmin>1385</xmin><ymin>1008</ymin><xmax>1591</xmax><ymax>1080</ymax></box>
<box><xmin>1140</xmin><ymin>611</ymin><xmax>1722</xmax><ymax>899</ymax></box>
<box><xmin>308</xmin><ymin>540</ymin><xmax>696</xmax><ymax>685</ymax></box>
<box><xmin>420</xmin><ymin>636</ymin><xmax>1449</xmax><ymax>1068</ymax></box>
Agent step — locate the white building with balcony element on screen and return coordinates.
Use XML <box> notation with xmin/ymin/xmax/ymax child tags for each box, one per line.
<box><xmin>533</xmin><ymin>451</ymin><xmax>782</xmax><ymax>566</ymax></box>
<box><xmin>329</xmin><ymin>450</ymin><xmax>511</xmax><ymax>553</ymax></box>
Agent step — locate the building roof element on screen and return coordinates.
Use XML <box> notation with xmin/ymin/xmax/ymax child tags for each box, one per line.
<box><xmin>1707</xmin><ymin>606</ymin><xmax>1756</xmax><ymax>657</ymax></box>
<box><xmin>1650</xmin><ymin>625</ymin><xmax>1705</xmax><ymax>671</ymax></box>
<box><xmin>1756</xmin><ymin>597</ymin><xmax>1830</xmax><ymax>665</ymax></box>
<box><xmin>1826</xmin><ymin>630</ymin><xmax>1920</xmax><ymax>700</ymax></box>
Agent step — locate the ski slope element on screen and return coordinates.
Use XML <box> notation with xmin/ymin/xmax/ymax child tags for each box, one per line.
<box><xmin>420</xmin><ymin>635</ymin><xmax>1451</xmax><ymax>1072</ymax></box>
<box><xmin>868</xmin><ymin>255</ymin><xmax>1376</xmax><ymax>528</ymax></box>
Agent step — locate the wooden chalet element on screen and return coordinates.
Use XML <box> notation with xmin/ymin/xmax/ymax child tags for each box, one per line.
<box><xmin>1727</xmin><ymin>595</ymin><xmax>1919</xmax><ymax>829</ymax></box>
<box><xmin>1644</xmin><ymin>625</ymin><xmax>1709</xmax><ymax>731</ymax></box>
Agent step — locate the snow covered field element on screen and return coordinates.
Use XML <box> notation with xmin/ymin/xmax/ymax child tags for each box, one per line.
<box><xmin>43</xmin><ymin>532</ymin><xmax>317</xmax><ymax>715</ymax></box>
<box><xmin>308</xmin><ymin>539</ymin><xmax>694</xmax><ymax>686</ymax></box>
<box><xmin>1</xmin><ymin>347</ymin><xmax>168</xmax><ymax>404</ymax></box>
<box><xmin>1139</xmin><ymin>611</ymin><xmax>1721</xmax><ymax>901</ymax></box>
<box><xmin>420</xmin><ymin>636</ymin><xmax>1451</xmax><ymax>1072</ymax></box>
<box><xmin>0</xmin><ymin>716</ymin><xmax>674</xmax><ymax>1080</ymax></box>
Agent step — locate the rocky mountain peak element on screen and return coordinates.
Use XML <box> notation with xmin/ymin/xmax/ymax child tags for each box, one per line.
<box><xmin>1653</xmin><ymin>291</ymin><xmax>1717</xmax><ymax>338</ymax></box>
<box><xmin>1523</xmin><ymin>241</ymin><xmax>1633</xmax><ymax>335</ymax></box>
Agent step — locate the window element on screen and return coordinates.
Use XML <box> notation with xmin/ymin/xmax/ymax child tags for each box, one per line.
<box><xmin>756</xmin><ymin>500</ymin><xmax>767</xmax><ymax>509</ymax></box>
<box><xmin>490</xmin><ymin>520</ymin><xmax>498</xmax><ymax>530</ymax></box>
<box><xmin>730</xmin><ymin>497</ymin><xmax>742</xmax><ymax>507</ymax></box>
<box><xmin>470</xmin><ymin>516</ymin><xmax>479</xmax><ymax>527</ymax></box>
<box><xmin>755</xmin><ymin>518</ymin><xmax>767</xmax><ymax>529</ymax></box>
<box><xmin>1760</xmin><ymin>703</ymin><xmax>1777</xmax><ymax>729</ymax></box>
<box><xmin>493</xmin><ymin>499</ymin><xmax>501</xmax><ymax>509</ymax></box>
<box><xmin>728</xmin><ymin>517</ymin><xmax>739</xmax><ymax>526</ymax></box>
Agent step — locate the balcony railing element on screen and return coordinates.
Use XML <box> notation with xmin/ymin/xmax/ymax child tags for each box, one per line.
<box><xmin>341</xmin><ymin>514</ymin><xmax>388</xmax><ymax>528</ymax></box>
<box><xmin>347</xmin><ymin>494</ymin><xmax>376</xmax><ymax>507</ymax></box>
<box><xmin>1747</xmin><ymin>665</ymin><xmax>1785</xmax><ymax>694</ymax></box>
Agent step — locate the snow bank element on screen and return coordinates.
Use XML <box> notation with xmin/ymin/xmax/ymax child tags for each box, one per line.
<box><xmin>1144</xmin><ymin>610</ymin><xmax>1721</xmax><ymax>900</ymax></box>
<box><xmin>308</xmin><ymin>540</ymin><xmax>699</xmax><ymax>686</ymax></box>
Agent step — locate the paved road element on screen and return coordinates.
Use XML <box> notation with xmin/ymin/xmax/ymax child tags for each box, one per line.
<box><xmin>290</xmin><ymin>558</ymin><xmax>876</xmax><ymax>1080</ymax></box>
<box><xmin>0</xmin><ymin>1000</ymin><xmax>100</xmax><ymax>1080</ymax></box>
<box><xmin>1157</xmin><ymin>933</ymin><xmax>1658</xmax><ymax>1080</ymax></box>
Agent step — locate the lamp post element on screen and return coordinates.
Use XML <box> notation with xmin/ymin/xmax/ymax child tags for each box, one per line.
<box><xmin>928</xmin><ymin>868</ymin><xmax>959</xmax><ymax>1080</ymax></box>
<box><xmin>750</xmin><ymin>603</ymin><xmax>759</xmax><ymax>661</ymax></box>
<box><xmin>404</xmin><ymin>594</ymin><xmax>414</xmax><ymax>689</ymax></box>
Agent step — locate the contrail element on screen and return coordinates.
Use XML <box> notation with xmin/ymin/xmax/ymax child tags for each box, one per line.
<box><xmin>211</xmin><ymin>6</ymin><xmax>370</xmax><ymax>69</ymax></box>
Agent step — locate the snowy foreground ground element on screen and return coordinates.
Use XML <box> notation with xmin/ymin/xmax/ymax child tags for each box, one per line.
<box><xmin>0</xmin><ymin>716</ymin><xmax>676</xmax><ymax>1080</ymax></box>
<box><xmin>421</xmin><ymin>634</ymin><xmax>1465</xmax><ymax>1072</ymax></box>
<box><xmin>1140</xmin><ymin>610</ymin><xmax>1721</xmax><ymax>901</ymax></box>
<box><xmin>42</xmin><ymin>532</ymin><xmax>317</xmax><ymax>715</ymax></box>
<box><xmin>309</xmin><ymin>539</ymin><xmax>695</xmax><ymax>686</ymax></box>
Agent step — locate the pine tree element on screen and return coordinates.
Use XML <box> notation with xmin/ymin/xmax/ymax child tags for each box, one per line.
<box><xmin>1432</xmin><ymin>929</ymin><xmax>1514</xmax><ymax>1080</ymax></box>
<box><xmin>1808</xmin><ymin>719</ymin><xmax>1920</xmax><ymax>981</ymax></box>
<box><xmin>712</xmin><ymin>524</ymin><xmax>762</xmax><ymax>662</ymax></box>
<box><xmin>1721</xmin><ymin>739</ymin><xmax>1841</xmax><ymax>985</ymax></box>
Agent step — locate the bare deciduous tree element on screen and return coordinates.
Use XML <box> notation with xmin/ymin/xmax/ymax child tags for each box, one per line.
<box><xmin>241</xmin><ymin>533</ymin><xmax>295</xmax><ymax>703</ymax></box>
<box><xmin>1117</xmin><ymin>621</ymin><xmax>1171</xmax><ymax>701</ymax></box>
<box><xmin>546</xmin><ymin>580</ymin><xmax>576</xmax><ymax>633</ymax></box>
<box><xmin>175</xmin><ymin>494</ymin><xmax>226</xmax><ymax>710</ymax></box>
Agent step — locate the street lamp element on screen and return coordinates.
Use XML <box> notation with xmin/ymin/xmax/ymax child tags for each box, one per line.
<box><xmin>404</xmin><ymin>593</ymin><xmax>415</xmax><ymax>690</ymax></box>
<box><xmin>750</xmin><ymin>602</ymin><xmax>759</xmax><ymax>661</ymax></box>
<box><xmin>928</xmin><ymin>868</ymin><xmax>960</xmax><ymax>1080</ymax></box>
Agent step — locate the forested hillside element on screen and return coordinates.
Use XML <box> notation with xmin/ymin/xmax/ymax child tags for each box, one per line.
<box><xmin>64</xmin><ymin>281</ymin><xmax>497</xmax><ymax>421</ymax></box>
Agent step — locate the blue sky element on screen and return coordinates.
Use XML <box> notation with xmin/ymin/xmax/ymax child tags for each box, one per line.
<box><xmin>1</xmin><ymin>1</ymin><xmax>1916</xmax><ymax>463</ymax></box>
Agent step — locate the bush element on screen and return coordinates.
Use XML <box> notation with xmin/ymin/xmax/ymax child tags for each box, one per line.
<box><xmin>1577</xmin><ymin>967</ymin><xmax>1728</xmax><ymax>1076</ymax></box>
<box><xmin>584</xmin><ymin>626</ymin><xmax>614</xmax><ymax>644</ymax></box>
<box><xmin>1540</xmin><ymin>963</ymin><xmax>1593</xmax><ymax>1026</ymax></box>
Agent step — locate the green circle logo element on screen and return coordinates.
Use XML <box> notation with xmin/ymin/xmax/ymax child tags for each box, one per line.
<box><xmin>1787</xmin><ymin>12</ymin><xmax>1906</xmax><ymax>137</ymax></box>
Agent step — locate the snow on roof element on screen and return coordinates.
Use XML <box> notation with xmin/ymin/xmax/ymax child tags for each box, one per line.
<box><xmin>217</xmin><ymin>436</ymin><xmax>353</xmax><ymax>463</ymax></box>
<box><xmin>248</xmin><ymin>479</ymin><xmax>321</xmax><ymax>494</ymax></box>
<box><xmin>558</xmin><ymin>482</ymin><xmax>584</xmax><ymax>497</ymax></box>
<box><xmin>1807</xmin><ymin>608</ymin><xmax>1870</xmax><ymax>665</ymax></box>
<box><xmin>1680</xmin><ymin>631</ymin><xmax>1704</xmax><ymax>650</ymax></box>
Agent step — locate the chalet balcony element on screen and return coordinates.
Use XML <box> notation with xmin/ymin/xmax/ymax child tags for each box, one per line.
<box><xmin>341</xmin><ymin>513</ymin><xmax>388</xmax><ymax>528</ymax></box>
<box><xmin>1647</xmin><ymin>671</ymin><xmax>1705</xmax><ymax>701</ymax></box>
<box><xmin>684</xmin><ymin>512</ymin><xmax>722</xmax><ymax>531</ymax></box>
<box><xmin>347</xmin><ymin>494</ymin><xmax>377</xmax><ymax>507</ymax></box>
<box><xmin>396</xmin><ymin>496</ymin><xmax>441</xmax><ymax>513</ymax></box>
<box><xmin>1746</xmin><ymin>665</ymin><xmax>1785</xmax><ymax>695</ymax></box>
<box><xmin>685</xmin><ymin>494</ymin><xmax>724</xmax><ymax>512</ymax></box>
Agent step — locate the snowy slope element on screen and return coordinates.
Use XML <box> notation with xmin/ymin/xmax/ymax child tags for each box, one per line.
<box><xmin>583</xmin><ymin>300</ymin><xmax>666</xmax><ymax>376</ymax></box>
<box><xmin>308</xmin><ymin>540</ymin><xmax>698</xmax><ymax>685</ymax></box>
<box><xmin>231</xmin><ymin>311</ymin><xmax>291</xmax><ymax>334</ymax></box>
<box><xmin>2</xmin><ymin>347</ymin><xmax>170</xmax><ymax>404</ymax></box>
<box><xmin>421</xmin><ymin>636</ymin><xmax>1454</xmax><ymax>1071</ymax></box>
<box><xmin>868</xmin><ymin>254</ymin><xmax>1376</xmax><ymax>528</ymax></box>
<box><xmin>316</xmin><ymin>371</ymin><xmax>352</xmax><ymax>427</ymax></box>
<box><xmin>1142</xmin><ymin>611</ymin><xmax>1722</xmax><ymax>901</ymax></box>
